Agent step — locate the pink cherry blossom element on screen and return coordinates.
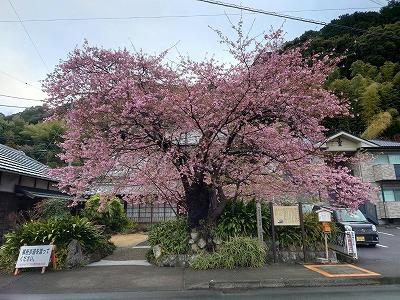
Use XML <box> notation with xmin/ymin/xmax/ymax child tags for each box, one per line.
<box><xmin>44</xmin><ymin>28</ymin><xmax>376</xmax><ymax>228</ymax></box>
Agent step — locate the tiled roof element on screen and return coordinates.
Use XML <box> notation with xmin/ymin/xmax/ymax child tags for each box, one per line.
<box><xmin>0</xmin><ymin>143</ymin><xmax>54</xmax><ymax>180</ymax></box>
<box><xmin>368</xmin><ymin>139</ymin><xmax>400</xmax><ymax>148</ymax></box>
<box><xmin>15</xmin><ymin>185</ymin><xmax>71</xmax><ymax>200</ymax></box>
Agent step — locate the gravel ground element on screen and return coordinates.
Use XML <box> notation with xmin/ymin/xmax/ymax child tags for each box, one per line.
<box><xmin>110</xmin><ymin>233</ymin><xmax>148</xmax><ymax>248</ymax></box>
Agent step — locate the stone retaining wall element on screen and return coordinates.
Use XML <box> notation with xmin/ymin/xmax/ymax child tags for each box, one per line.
<box><xmin>150</xmin><ymin>244</ymin><xmax>337</xmax><ymax>267</ymax></box>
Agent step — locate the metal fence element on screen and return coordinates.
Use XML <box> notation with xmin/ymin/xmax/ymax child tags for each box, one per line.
<box><xmin>125</xmin><ymin>202</ymin><xmax>178</xmax><ymax>224</ymax></box>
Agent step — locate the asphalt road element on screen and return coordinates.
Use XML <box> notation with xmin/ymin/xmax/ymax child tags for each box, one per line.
<box><xmin>357</xmin><ymin>226</ymin><xmax>400</xmax><ymax>276</ymax></box>
<box><xmin>1</xmin><ymin>285</ymin><xmax>400</xmax><ymax>300</ymax></box>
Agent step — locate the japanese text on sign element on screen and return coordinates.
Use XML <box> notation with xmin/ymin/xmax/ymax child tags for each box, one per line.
<box><xmin>273</xmin><ymin>206</ymin><xmax>300</xmax><ymax>226</ymax></box>
<box><xmin>15</xmin><ymin>245</ymin><xmax>53</xmax><ymax>268</ymax></box>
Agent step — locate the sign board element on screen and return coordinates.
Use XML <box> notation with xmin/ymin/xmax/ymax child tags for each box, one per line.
<box><xmin>345</xmin><ymin>230</ymin><xmax>358</xmax><ymax>260</ymax></box>
<box><xmin>316</xmin><ymin>208</ymin><xmax>332</xmax><ymax>222</ymax></box>
<box><xmin>15</xmin><ymin>245</ymin><xmax>53</xmax><ymax>269</ymax></box>
<box><xmin>273</xmin><ymin>206</ymin><xmax>300</xmax><ymax>226</ymax></box>
<box><xmin>329</xmin><ymin>230</ymin><xmax>358</xmax><ymax>260</ymax></box>
<box><xmin>321</xmin><ymin>222</ymin><xmax>331</xmax><ymax>233</ymax></box>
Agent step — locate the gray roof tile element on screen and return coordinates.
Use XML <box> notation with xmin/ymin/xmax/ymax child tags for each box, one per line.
<box><xmin>369</xmin><ymin>139</ymin><xmax>400</xmax><ymax>148</ymax></box>
<box><xmin>0</xmin><ymin>144</ymin><xmax>54</xmax><ymax>180</ymax></box>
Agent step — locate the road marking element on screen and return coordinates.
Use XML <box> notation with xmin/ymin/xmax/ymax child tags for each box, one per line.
<box><xmin>378</xmin><ymin>231</ymin><xmax>395</xmax><ymax>236</ymax></box>
<box><xmin>376</xmin><ymin>244</ymin><xmax>388</xmax><ymax>248</ymax></box>
<box><xmin>132</xmin><ymin>245</ymin><xmax>151</xmax><ymax>249</ymax></box>
<box><xmin>396</xmin><ymin>227</ymin><xmax>400</xmax><ymax>230</ymax></box>
<box><xmin>304</xmin><ymin>264</ymin><xmax>380</xmax><ymax>278</ymax></box>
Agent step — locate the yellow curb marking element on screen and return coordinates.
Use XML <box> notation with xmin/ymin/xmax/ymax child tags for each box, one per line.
<box><xmin>304</xmin><ymin>264</ymin><xmax>381</xmax><ymax>278</ymax></box>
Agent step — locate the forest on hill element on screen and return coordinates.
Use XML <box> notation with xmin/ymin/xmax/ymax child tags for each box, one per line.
<box><xmin>285</xmin><ymin>0</ymin><xmax>400</xmax><ymax>139</ymax></box>
<box><xmin>0</xmin><ymin>106</ymin><xmax>64</xmax><ymax>167</ymax></box>
<box><xmin>1</xmin><ymin>1</ymin><xmax>399</xmax><ymax>167</ymax></box>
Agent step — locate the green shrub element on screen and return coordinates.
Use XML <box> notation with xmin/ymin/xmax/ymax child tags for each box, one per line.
<box><xmin>122</xmin><ymin>219</ymin><xmax>138</xmax><ymax>234</ymax></box>
<box><xmin>82</xmin><ymin>195</ymin><xmax>131</xmax><ymax>233</ymax></box>
<box><xmin>275</xmin><ymin>212</ymin><xmax>339</xmax><ymax>249</ymax></box>
<box><xmin>0</xmin><ymin>216</ymin><xmax>114</xmax><ymax>272</ymax></box>
<box><xmin>148</xmin><ymin>218</ymin><xmax>189</xmax><ymax>255</ymax></box>
<box><xmin>145</xmin><ymin>249</ymin><xmax>156</xmax><ymax>265</ymax></box>
<box><xmin>216</xmin><ymin>199</ymin><xmax>330</xmax><ymax>248</ymax></box>
<box><xmin>215</xmin><ymin>199</ymin><xmax>270</xmax><ymax>240</ymax></box>
<box><xmin>34</xmin><ymin>198</ymin><xmax>71</xmax><ymax>220</ymax></box>
<box><xmin>191</xmin><ymin>237</ymin><xmax>266</xmax><ymax>270</ymax></box>
<box><xmin>0</xmin><ymin>247</ymin><xmax>15</xmax><ymax>274</ymax></box>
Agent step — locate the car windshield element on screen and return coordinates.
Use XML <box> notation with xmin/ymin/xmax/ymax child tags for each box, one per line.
<box><xmin>335</xmin><ymin>209</ymin><xmax>367</xmax><ymax>222</ymax></box>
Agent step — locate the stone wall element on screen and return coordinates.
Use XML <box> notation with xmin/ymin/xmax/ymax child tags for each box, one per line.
<box><xmin>266</xmin><ymin>246</ymin><xmax>337</xmax><ymax>264</ymax></box>
<box><xmin>373</xmin><ymin>164</ymin><xmax>396</xmax><ymax>181</ymax></box>
<box><xmin>150</xmin><ymin>244</ymin><xmax>338</xmax><ymax>267</ymax></box>
<box><xmin>377</xmin><ymin>202</ymin><xmax>400</xmax><ymax>219</ymax></box>
<box><xmin>358</xmin><ymin>160</ymin><xmax>375</xmax><ymax>183</ymax></box>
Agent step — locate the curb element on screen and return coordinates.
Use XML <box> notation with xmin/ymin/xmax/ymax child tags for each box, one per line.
<box><xmin>206</xmin><ymin>276</ymin><xmax>400</xmax><ymax>290</ymax></box>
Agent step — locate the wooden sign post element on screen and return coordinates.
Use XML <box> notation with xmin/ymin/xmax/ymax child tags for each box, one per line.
<box><xmin>270</xmin><ymin>203</ymin><xmax>306</xmax><ymax>262</ymax></box>
<box><xmin>256</xmin><ymin>201</ymin><xmax>264</xmax><ymax>244</ymax></box>
<box><xmin>316</xmin><ymin>208</ymin><xmax>333</xmax><ymax>261</ymax></box>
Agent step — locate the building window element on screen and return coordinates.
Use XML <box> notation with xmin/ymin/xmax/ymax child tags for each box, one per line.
<box><xmin>389</xmin><ymin>154</ymin><xmax>400</xmax><ymax>164</ymax></box>
<box><xmin>375</xmin><ymin>154</ymin><xmax>389</xmax><ymax>164</ymax></box>
<box><xmin>374</xmin><ymin>153</ymin><xmax>400</xmax><ymax>165</ymax></box>
<box><xmin>382</xmin><ymin>189</ymin><xmax>400</xmax><ymax>202</ymax></box>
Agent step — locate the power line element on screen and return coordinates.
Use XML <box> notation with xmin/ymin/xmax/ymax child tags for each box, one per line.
<box><xmin>0</xmin><ymin>69</ymin><xmax>42</xmax><ymax>90</ymax></box>
<box><xmin>368</xmin><ymin>0</ymin><xmax>385</xmax><ymax>6</ymax></box>
<box><xmin>8</xmin><ymin>0</ymin><xmax>49</xmax><ymax>71</ymax></box>
<box><xmin>0</xmin><ymin>7</ymin><xmax>381</xmax><ymax>23</ymax></box>
<box><xmin>195</xmin><ymin>0</ymin><xmax>400</xmax><ymax>40</ymax></box>
<box><xmin>0</xmin><ymin>104</ymin><xmax>32</xmax><ymax>109</ymax></box>
<box><xmin>0</xmin><ymin>93</ymin><xmax>45</xmax><ymax>102</ymax></box>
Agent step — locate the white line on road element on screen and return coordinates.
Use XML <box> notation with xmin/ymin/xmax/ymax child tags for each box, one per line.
<box><xmin>376</xmin><ymin>244</ymin><xmax>388</xmax><ymax>248</ymax></box>
<box><xmin>132</xmin><ymin>245</ymin><xmax>151</xmax><ymax>249</ymax></box>
<box><xmin>377</xmin><ymin>231</ymin><xmax>395</xmax><ymax>236</ymax></box>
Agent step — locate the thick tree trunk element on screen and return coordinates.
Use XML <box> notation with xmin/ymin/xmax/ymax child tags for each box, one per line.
<box><xmin>185</xmin><ymin>182</ymin><xmax>229</xmax><ymax>230</ymax></box>
<box><xmin>185</xmin><ymin>181</ymin><xmax>211</xmax><ymax>229</ymax></box>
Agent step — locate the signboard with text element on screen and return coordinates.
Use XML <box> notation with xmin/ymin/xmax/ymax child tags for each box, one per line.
<box><xmin>329</xmin><ymin>230</ymin><xmax>358</xmax><ymax>260</ymax></box>
<box><xmin>273</xmin><ymin>206</ymin><xmax>300</xmax><ymax>226</ymax></box>
<box><xmin>317</xmin><ymin>210</ymin><xmax>332</xmax><ymax>222</ymax></box>
<box><xmin>15</xmin><ymin>245</ymin><xmax>53</xmax><ymax>269</ymax></box>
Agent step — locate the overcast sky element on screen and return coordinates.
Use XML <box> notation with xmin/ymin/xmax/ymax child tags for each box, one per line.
<box><xmin>0</xmin><ymin>0</ymin><xmax>383</xmax><ymax>116</ymax></box>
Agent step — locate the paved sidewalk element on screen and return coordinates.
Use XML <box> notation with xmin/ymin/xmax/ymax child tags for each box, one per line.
<box><xmin>87</xmin><ymin>233</ymin><xmax>150</xmax><ymax>267</ymax></box>
<box><xmin>0</xmin><ymin>263</ymin><xmax>390</xmax><ymax>294</ymax></box>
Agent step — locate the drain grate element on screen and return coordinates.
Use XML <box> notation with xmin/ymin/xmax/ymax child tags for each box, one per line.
<box><xmin>304</xmin><ymin>264</ymin><xmax>380</xmax><ymax>278</ymax></box>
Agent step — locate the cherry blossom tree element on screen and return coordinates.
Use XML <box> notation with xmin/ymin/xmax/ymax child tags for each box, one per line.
<box><xmin>44</xmin><ymin>26</ymin><xmax>376</xmax><ymax>229</ymax></box>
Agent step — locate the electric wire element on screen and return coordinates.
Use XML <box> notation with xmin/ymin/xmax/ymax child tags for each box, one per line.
<box><xmin>0</xmin><ymin>93</ymin><xmax>45</xmax><ymax>102</ymax></box>
<box><xmin>0</xmin><ymin>104</ymin><xmax>33</xmax><ymax>109</ymax></box>
<box><xmin>0</xmin><ymin>69</ymin><xmax>42</xmax><ymax>90</ymax></box>
<box><xmin>8</xmin><ymin>0</ymin><xmax>49</xmax><ymax>71</ymax></box>
<box><xmin>0</xmin><ymin>7</ymin><xmax>382</xmax><ymax>23</ymax></box>
<box><xmin>195</xmin><ymin>0</ymin><xmax>400</xmax><ymax>40</ymax></box>
<box><xmin>368</xmin><ymin>0</ymin><xmax>385</xmax><ymax>6</ymax></box>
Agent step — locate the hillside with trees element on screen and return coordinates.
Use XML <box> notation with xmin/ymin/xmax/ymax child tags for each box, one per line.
<box><xmin>0</xmin><ymin>106</ymin><xmax>64</xmax><ymax>167</ymax></box>
<box><xmin>285</xmin><ymin>0</ymin><xmax>400</xmax><ymax>139</ymax></box>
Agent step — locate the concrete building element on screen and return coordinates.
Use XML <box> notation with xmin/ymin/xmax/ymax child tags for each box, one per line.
<box><xmin>321</xmin><ymin>131</ymin><xmax>400</xmax><ymax>223</ymax></box>
<box><xmin>0</xmin><ymin>144</ymin><xmax>71</xmax><ymax>241</ymax></box>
